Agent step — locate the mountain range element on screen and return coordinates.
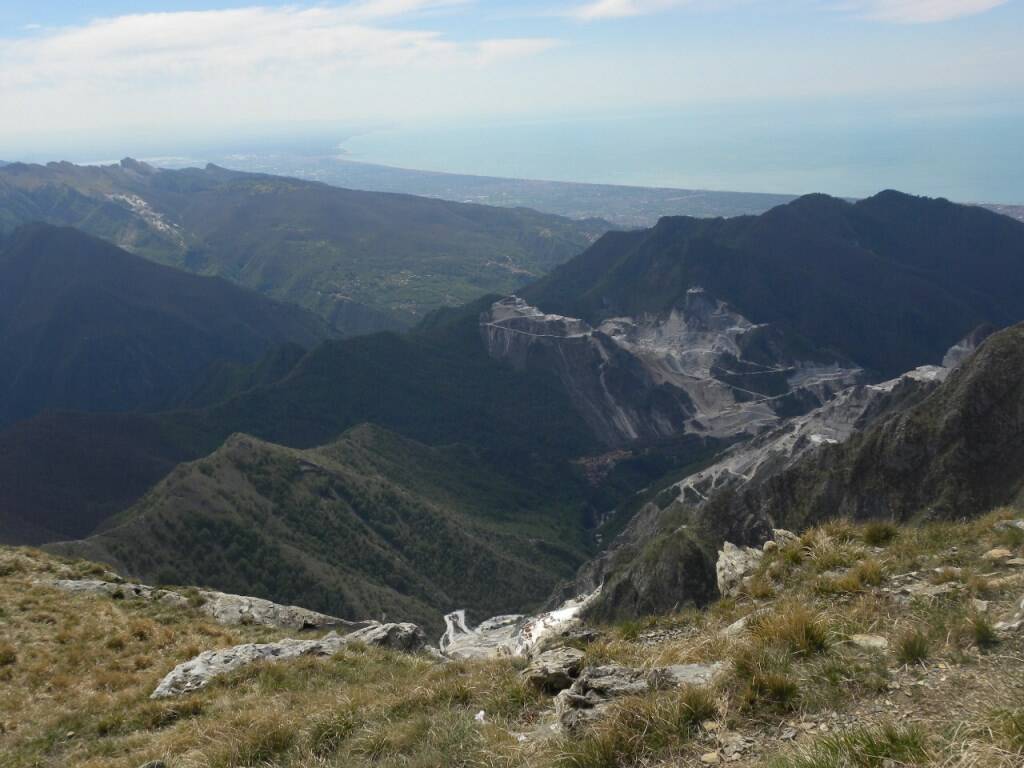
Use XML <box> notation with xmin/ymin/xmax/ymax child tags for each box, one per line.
<box><xmin>4</xmin><ymin>184</ymin><xmax>1024</xmax><ymax>628</ymax></box>
<box><xmin>0</xmin><ymin>159</ymin><xmax>606</xmax><ymax>334</ymax></box>
<box><xmin>189</xmin><ymin>152</ymin><xmax>1024</xmax><ymax>227</ymax></box>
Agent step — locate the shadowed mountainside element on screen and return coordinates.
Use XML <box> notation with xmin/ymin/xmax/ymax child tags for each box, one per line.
<box><xmin>0</xmin><ymin>224</ymin><xmax>333</xmax><ymax>428</ymax></box>
<box><xmin>525</xmin><ymin>191</ymin><xmax>1024</xmax><ymax>378</ymax></box>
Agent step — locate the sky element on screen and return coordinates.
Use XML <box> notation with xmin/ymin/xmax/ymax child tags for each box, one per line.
<box><xmin>1</xmin><ymin>1</ymin><xmax>1022</xmax><ymax>199</ymax></box>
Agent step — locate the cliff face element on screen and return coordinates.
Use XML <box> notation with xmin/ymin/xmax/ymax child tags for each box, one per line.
<box><xmin>482</xmin><ymin>292</ymin><xmax>861</xmax><ymax>448</ymax></box>
<box><xmin>571</xmin><ymin>329</ymin><xmax>1001</xmax><ymax>622</ymax></box>
<box><xmin>738</xmin><ymin>322</ymin><xmax>1024</xmax><ymax>531</ymax></box>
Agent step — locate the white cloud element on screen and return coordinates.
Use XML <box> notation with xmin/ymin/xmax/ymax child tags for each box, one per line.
<box><xmin>332</xmin><ymin>0</ymin><xmax>470</xmax><ymax>21</ymax></box>
<box><xmin>839</xmin><ymin>0</ymin><xmax>1011</xmax><ymax>23</ymax></box>
<box><xmin>572</xmin><ymin>0</ymin><xmax>689</xmax><ymax>19</ymax></box>
<box><xmin>0</xmin><ymin>3</ymin><xmax>558</xmax><ymax>140</ymax></box>
<box><xmin>570</xmin><ymin>0</ymin><xmax>1011</xmax><ymax>21</ymax></box>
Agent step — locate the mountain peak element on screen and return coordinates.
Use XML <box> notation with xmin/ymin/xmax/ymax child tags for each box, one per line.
<box><xmin>119</xmin><ymin>157</ymin><xmax>156</xmax><ymax>174</ymax></box>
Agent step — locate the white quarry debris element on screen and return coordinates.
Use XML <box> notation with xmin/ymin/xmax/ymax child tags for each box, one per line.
<box><xmin>46</xmin><ymin>578</ymin><xmax>368</xmax><ymax>632</ymax></box>
<box><xmin>670</xmin><ymin>363</ymin><xmax>951</xmax><ymax>507</ymax></box>
<box><xmin>482</xmin><ymin>294</ymin><xmax>862</xmax><ymax>445</ymax></box>
<box><xmin>150</xmin><ymin>622</ymin><xmax>425</xmax><ymax>699</ymax></box>
<box><xmin>107</xmin><ymin>193</ymin><xmax>185</xmax><ymax>244</ymax></box>
<box><xmin>440</xmin><ymin>590</ymin><xmax>600</xmax><ymax>660</ymax></box>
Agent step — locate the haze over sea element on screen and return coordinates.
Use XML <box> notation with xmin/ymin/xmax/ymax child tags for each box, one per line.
<box><xmin>334</xmin><ymin>98</ymin><xmax>1024</xmax><ymax>204</ymax></box>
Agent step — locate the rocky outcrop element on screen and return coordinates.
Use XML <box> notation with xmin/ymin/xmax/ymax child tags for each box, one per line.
<box><xmin>482</xmin><ymin>294</ymin><xmax>861</xmax><ymax>447</ymax></box>
<box><xmin>46</xmin><ymin>578</ymin><xmax>365</xmax><ymax>632</ymax></box>
<box><xmin>996</xmin><ymin>599</ymin><xmax>1024</xmax><ymax>632</ymax></box>
<box><xmin>716</xmin><ymin>543</ymin><xmax>765</xmax><ymax>599</ymax></box>
<box><xmin>730</xmin><ymin>322</ymin><xmax>1024</xmax><ymax>529</ymax></box>
<box><xmin>198</xmin><ymin>592</ymin><xmax>368</xmax><ymax>632</ymax></box>
<box><xmin>151</xmin><ymin>623</ymin><xmax>425</xmax><ymax>698</ymax></box>
<box><xmin>523</xmin><ymin>647</ymin><xmax>587</xmax><ymax>692</ymax></box>
<box><xmin>716</xmin><ymin>530</ymin><xmax>797</xmax><ymax>598</ymax></box>
<box><xmin>565</xmin><ymin>338</ymin><xmax>970</xmax><ymax>623</ymax></box>
<box><xmin>344</xmin><ymin>622</ymin><xmax>427</xmax><ymax>652</ymax></box>
<box><xmin>47</xmin><ymin>579</ymin><xmax>190</xmax><ymax>607</ymax></box>
<box><xmin>555</xmin><ymin>662</ymin><xmax>725</xmax><ymax>730</ymax></box>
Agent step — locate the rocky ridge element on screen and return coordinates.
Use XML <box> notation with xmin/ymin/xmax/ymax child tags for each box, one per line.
<box><xmin>569</xmin><ymin>355</ymin><xmax>955</xmax><ymax>622</ymax></box>
<box><xmin>45</xmin><ymin>578</ymin><xmax>370</xmax><ymax>632</ymax></box>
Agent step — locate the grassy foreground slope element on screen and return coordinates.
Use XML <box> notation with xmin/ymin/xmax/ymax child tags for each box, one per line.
<box><xmin>5</xmin><ymin>511</ymin><xmax>1024</xmax><ymax>767</ymax></box>
<box><xmin>49</xmin><ymin>424</ymin><xmax>589</xmax><ymax>631</ymax></box>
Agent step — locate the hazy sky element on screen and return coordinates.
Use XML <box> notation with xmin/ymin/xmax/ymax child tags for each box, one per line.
<box><xmin>1</xmin><ymin>1</ymin><xmax>1022</xmax><ymax>196</ymax></box>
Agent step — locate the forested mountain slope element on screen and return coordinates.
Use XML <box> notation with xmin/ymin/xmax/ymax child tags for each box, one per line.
<box><xmin>0</xmin><ymin>159</ymin><xmax>607</xmax><ymax>333</ymax></box>
<box><xmin>525</xmin><ymin>191</ymin><xmax>1024</xmax><ymax>378</ymax></box>
<box><xmin>48</xmin><ymin>424</ymin><xmax>589</xmax><ymax>631</ymax></box>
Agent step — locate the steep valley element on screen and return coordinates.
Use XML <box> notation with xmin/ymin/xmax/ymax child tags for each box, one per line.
<box><xmin>3</xmin><ymin>189</ymin><xmax>1024</xmax><ymax>643</ymax></box>
<box><xmin>47</xmin><ymin>425</ymin><xmax>590</xmax><ymax>633</ymax></box>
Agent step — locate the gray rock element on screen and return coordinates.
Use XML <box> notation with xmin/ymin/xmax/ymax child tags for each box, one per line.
<box><xmin>523</xmin><ymin>647</ymin><xmax>587</xmax><ymax>692</ymax></box>
<box><xmin>199</xmin><ymin>592</ymin><xmax>368</xmax><ymax>632</ymax></box>
<box><xmin>654</xmin><ymin>663</ymin><xmax>725</xmax><ymax>688</ymax></box>
<box><xmin>716</xmin><ymin>530</ymin><xmax>796</xmax><ymax>598</ymax></box>
<box><xmin>344</xmin><ymin>622</ymin><xmax>426</xmax><ymax>652</ymax></box>
<box><xmin>716</xmin><ymin>542</ymin><xmax>764</xmax><ymax>598</ymax></box>
<box><xmin>151</xmin><ymin>622</ymin><xmax>426</xmax><ymax>698</ymax></box>
<box><xmin>849</xmin><ymin>634</ymin><xmax>889</xmax><ymax>651</ymax></box>
<box><xmin>772</xmin><ymin>529</ymin><xmax>798</xmax><ymax>547</ymax></box>
<box><xmin>895</xmin><ymin>581</ymin><xmax>959</xmax><ymax>600</ymax></box>
<box><xmin>152</xmin><ymin>635</ymin><xmax>348</xmax><ymax>698</ymax></box>
<box><xmin>721</xmin><ymin>609</ymin><xmax>768</xmax><ymax>638</ymax></box>
<box><xmin>555</xmin><ymin>662</ymin><xmax>724</xmax><ymax>730</ymax></box>
<box><xmin>138</xmin><ymin>762</ymin><xmax>167</xmax><ymax>768</ymax></box>
<box><xmin>994</xmin><ymin>520</ymin><xmax>1024</xmax><ymax>532</ymax></box>
<box><xmin>995</xmin><ymin>595</ymin><xmax>1024</xmax><ymax>631</ymax></box>
<box><xmin>534</xmin><ymin>626</ymin><xmax>601</xmax><ymax>655</ymax></box>
<box><xmin>48</xmin><ymin>579</ymin><xmax>189</xmax><ymax>608</ymax></box>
